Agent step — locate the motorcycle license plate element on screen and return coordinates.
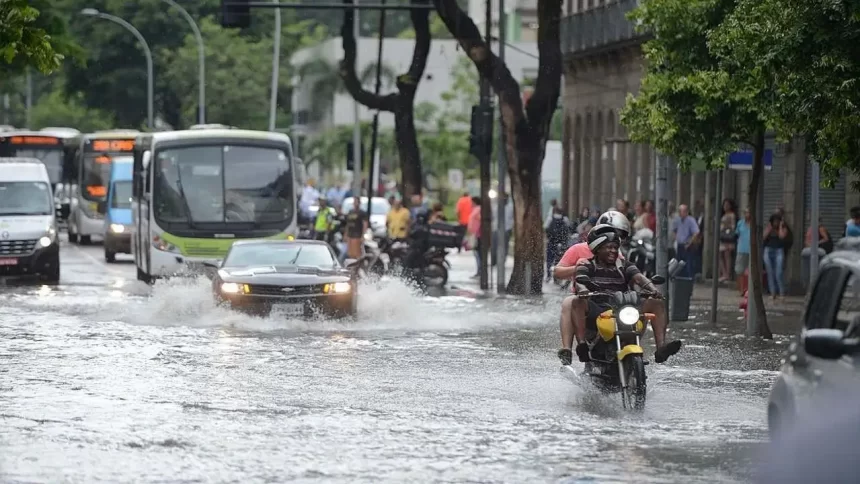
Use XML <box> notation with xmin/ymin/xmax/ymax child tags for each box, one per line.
<box><xmin>0</xmin><ymin>258</ymin><xmax>18</xmax><ymax>266</ymax></box>
<box><xmin>273</xmin><ymin>303</ymin><xmax>304</xmax><ymax>316</ymax></box>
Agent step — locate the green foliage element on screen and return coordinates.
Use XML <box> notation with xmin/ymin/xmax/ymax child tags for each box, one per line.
<box><xmin>30</xmin><ymin>84</ymin><xmax>115</xmax><ymax>131</ymax></box>
<box><xmin>398</xmin><ymin>13</ymin><xmax>453</xmax><ymax>39</ymax></box>
<box><xmin>710</xmin><ymin>0</ymin><xmax>860</xmax><ymax>186</ymax></box>
<box><xmin>620</xmin><ymin>0</ymin><xmax>775</xmax><ymax>169</ymax></box>
<box><xmin>0</xmin><ymin>0</ymin><xmax>77</xmax><ymax>75</ymax></box>
<box><xmin>160</xmin><ymin>17</ymin><xmax>288</xmax><ymax>130</ymax></box>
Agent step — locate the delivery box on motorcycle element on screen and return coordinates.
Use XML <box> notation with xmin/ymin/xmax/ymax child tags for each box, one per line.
<box><xmin>427</xmin><ymin>222</ymin><xmax>465</xmax><ymax>249</ymax></box>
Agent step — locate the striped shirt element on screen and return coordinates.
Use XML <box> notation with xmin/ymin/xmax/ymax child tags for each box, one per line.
<box><xmin>574</xmin><ymin>257</ymin><xmax>640</xmax><ymax>293</ymax></box>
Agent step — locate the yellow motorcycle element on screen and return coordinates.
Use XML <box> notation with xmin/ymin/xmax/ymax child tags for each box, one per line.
<box><xmin>571</xmin><ymin>274</ymin><xmax>665</xmax><ymax>411</ymax></box>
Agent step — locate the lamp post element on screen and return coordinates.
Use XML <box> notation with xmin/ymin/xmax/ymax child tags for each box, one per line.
<box><xmin>81</xmin><ymin>8</ymin><xmax>154</xmax><ymax>130</ymax></box>
<box><xmin>160</xmin><ymin>0</ymin><xmax>205</xmax><ymax>124</ymax></box>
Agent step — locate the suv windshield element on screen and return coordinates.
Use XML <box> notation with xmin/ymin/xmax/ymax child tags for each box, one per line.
<box><xmin>153</xmin><ymin>144</ymin><xmax>293</xmax><ymax>227</ymax></box>
<box><xmin>225</xmin><ymin>243</ymin><xmax>335</xmax><ymax>268</ymax></box>
<box><xmin>0</xmin><ymin>182</ymin><xmax>53</xmax><ymax>216</ymax></box>
<box><xmin>110</xmin><ymin>180</ymin><xmax>132</xmax><ymax>209</ymax></box>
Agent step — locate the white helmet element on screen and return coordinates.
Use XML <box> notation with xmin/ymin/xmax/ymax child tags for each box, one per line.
<box><xmin>596</xmin><ymin>210</ymin><xmax>630</xmax><ymax>240</ymax></box>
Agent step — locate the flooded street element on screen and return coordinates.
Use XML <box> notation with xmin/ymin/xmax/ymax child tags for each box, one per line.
<box><xmin>1</xmin><ymin>238</ymin><xmax>784</xmax><ymax>483</ymax></box>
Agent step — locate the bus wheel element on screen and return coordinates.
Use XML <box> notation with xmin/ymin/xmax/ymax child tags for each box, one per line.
<box><xmin>80</xmin><ymin>235</ymin><xmax>91</xmax><ymax>245</ymax></box>
<box><xmin>105</xmin><ymin>250</ymin><xmax>116</xmax><ymax>263</ymax></box>
<box><xmin>68</xmin><ymin>232</ymin><xmax>78</xmax><ymax>244</ymax></box>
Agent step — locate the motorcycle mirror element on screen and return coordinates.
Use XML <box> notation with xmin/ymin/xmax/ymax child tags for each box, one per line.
<box><xmin>650</xmin><ymin>275</ymin><xmax>666</xmax><ymax>285</ymax></box>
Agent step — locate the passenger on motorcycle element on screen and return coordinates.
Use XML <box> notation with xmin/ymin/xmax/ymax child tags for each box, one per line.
<box><xmin>402</xmin><ymin>211</ymin><xmax>431</xmax><ymax>274</ymax></box>
<box><xmin>555</xmin><ymin>219</ymin><xmax>682</xmax><ymax>366</ymax></box>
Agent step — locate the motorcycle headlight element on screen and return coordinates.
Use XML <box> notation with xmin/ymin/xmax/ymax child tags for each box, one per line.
<box><xmin>637</xmin><ymin>239</ymin><xmax>644</xmax><ymax>245</ymax></box>
<box><xmin>618</xmin><ymin>306</ymin><xmax>640</xmax><ymax>326</ymax></box>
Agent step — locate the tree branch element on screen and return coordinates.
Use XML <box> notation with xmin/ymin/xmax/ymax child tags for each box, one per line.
<box><xmin>395</xmin><ymin>0</ymin><xmax>432</xmax><ymax>100</ymax></box>
<box><xmin>525</xmin><ymin>0</ymin><xmax>563</xmax><ymax>137</ymax></box>
<box><xmin>339</xmin><ymin>0</ymin><xmax>397</xmax><ymax>112</ymax></box>
<box><xmin>431</xmin><ymin>0</ymin><xmax>527</xmax><ymax>134</ymax></box>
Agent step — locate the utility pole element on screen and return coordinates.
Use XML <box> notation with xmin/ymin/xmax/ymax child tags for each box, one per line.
<box><xmin>477</xmin><ymin>0</ymin><xmax>493</xmax><ymax>291</ymax></box>
<box><xmin>25</xmin><ymin>68</ymin><xmax>32</xmax><ymax>129</ymax></box>
<box><xmin>495</xmin><ymin>0</ymin><xmax>507</xmax><ymax>294</ymax></box>
<box><xmin>655</xmin><ymin>152</ymin><xmax>669</xmax><ymax>297</ymax></box>
<box><xmin>709</xmin><ymin>169</ymin><xmax>723</xmax><ymax>325</ymax></box>
<box><xmin>366</xmin><ymin>0</ymin><xmax>386</xmax><ymax>217</ymax></box>
<box><xmin>351</xmin><ymin>0</ymin><xmax>363</xmax><ymax>197</ymax></box>
<box><xmin>268</xmin><ymin>0</ymin><xmax>281</xmax><ymax>131</ymax></box>
<box><xmin>810</xmin><ymin>161</ymin><xmax>821</xmax><ymax>284</ymax></box>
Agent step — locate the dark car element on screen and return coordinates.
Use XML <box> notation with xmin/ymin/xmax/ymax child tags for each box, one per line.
<box><xmin>767</xmin><ymin>243</ymin><xmax>860</xmax><ymax>437</ymax></box>
<box><xmin>208</xmin><ymin>239</ymin><xmax>358</xmax><ymax>319</ymax></box>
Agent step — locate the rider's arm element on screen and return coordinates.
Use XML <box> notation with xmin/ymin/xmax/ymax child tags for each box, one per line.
<box><xmin>572</xmin><ymin>261</ymin><xmax>593</xmax><ymax>294</ymax></box>
<box><xmin>553</xmin><ymin>265</ymin><xmax>577</xmax><ymax>279</ymax></box>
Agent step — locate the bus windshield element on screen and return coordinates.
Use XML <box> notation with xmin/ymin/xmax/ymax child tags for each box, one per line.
<box><xmin>82</xmin><ymin>154</ymin><xmax>131</xmax><ymax>201</ymax></box>
<box><xmin>0</xmin><ymin>182</ymin><xmax>53</xmax><ymax>216</ymax></box>
<box><xmin>110</xmin><ymin>180</ymin><xmax>132</xmax><ymax>209</ymax></box>
<box><xmin>153</xmin><ymin>144</ymin><xmax>293</xmax><ymax>228</ymax></box>
<box><xmin>8</xmin><ymin>148</ymin><xmax>63</xmax><ymax>185</ymax></box>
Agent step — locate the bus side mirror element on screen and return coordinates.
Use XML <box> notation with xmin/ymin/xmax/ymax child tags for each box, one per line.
<box><xmin>60</xmin><ymin>204</ymin><xmax>70</xmax><ymax>219</ymax></box>
<box><xmin>96</xmin><ymin>201</ymin><xmax>106</xmax><ymax>214</ymax></box>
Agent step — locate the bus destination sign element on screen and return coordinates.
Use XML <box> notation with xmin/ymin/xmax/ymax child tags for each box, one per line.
<box><xmin>7</xmin><ymin>136</ymin><xmax>61</xmax><ymax>145</ymax></box>
<box><xmin>89</xmin><ymin>139</ymin><xmax>135</xmax><ymax>152</ymax></box>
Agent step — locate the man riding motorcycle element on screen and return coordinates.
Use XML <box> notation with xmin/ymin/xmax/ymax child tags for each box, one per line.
<box><xmin>554</xmin><ymin>215</ymin><xmax>682</xmax><ymax>366</ymax></box>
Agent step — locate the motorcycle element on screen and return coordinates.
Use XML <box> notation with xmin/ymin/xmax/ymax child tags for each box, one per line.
<box><xmin>399</xmin><ymin>246</ymin><xmax>450</xmax><ymax>289</ymax></box>
<box><xmin>627</xmin><ymin>228</ymin><xmax>656</xmax><ymax>277</ymax></box>
<box><xmin>566</xmin><ymin>273</ymin><xmax>667</xmax><ymax>411</ymax></box>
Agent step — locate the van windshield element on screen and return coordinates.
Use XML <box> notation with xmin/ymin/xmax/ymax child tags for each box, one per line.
<box><xmin>0</xmin><ymin>181</ymin><xmax>53</xmax><ymax>216</ymax></box>
<box><xmin>111</xmin><ymin>181</ymin><xmax>132</xmax><ymax>209</ymax></box>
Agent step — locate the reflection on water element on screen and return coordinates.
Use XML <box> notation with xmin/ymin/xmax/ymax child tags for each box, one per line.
<box><xmin>0</xmin><ymin>274</ymin><xmax>778</xmax><ymax>482</ymax></box>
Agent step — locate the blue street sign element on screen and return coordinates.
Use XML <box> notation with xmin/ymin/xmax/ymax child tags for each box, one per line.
<box><xmin>728</xmin><ymin>149</ymin><xmax>774</xmax><ymax>171</ymax></box>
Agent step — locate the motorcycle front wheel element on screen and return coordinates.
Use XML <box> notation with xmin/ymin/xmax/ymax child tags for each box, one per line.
<box><xmin>622</xmin><ymin>355</ymin><xmax>647</xmax><ymax>411</ymax></box>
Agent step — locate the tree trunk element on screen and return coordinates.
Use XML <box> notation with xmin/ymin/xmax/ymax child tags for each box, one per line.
<box><xmin>749</xmin><ymin>130</ymin><xmax>773</xmax><ymax>339</ymax></box>
<box><xmin>393</xmin><ymin>99</ymin><xmax>423</xmax><ymax>199</ymax></box>
<box><xmin>432</xmin><ymin>0</ymin><xmax>562</xmax><ymax>294</ymax></box>
<box><xmin>338</xmin><ymin>0</ymin><xmax>430</xmax><ymax>200</ymax></box>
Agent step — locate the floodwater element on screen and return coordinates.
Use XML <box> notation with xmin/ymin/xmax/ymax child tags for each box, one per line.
<box><xmin>0</xmin><ymin>239</ymin><xmax>786</xmax><ymax>483</ymax></box>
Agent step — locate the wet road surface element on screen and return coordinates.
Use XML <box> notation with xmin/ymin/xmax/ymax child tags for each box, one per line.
<box><xmin>1</xmin><ymin>237</ymin><xmax>786</xmax><ymax>483</ymax></box>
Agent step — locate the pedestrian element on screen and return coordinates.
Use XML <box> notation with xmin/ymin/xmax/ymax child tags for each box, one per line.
<box><xmin>672</xmin><ymin>204</ymin><xmax>701</xmax><ymax>278</ymax></box>
<box><xmin>719</xmin><ymin>198</ymin><xmax>738</xmax><ymax>283</ymax></box>
<box><xmin>764</xmin><ymin>214</ymin><xmax>790</xmax><ymax>300</ymax></box>
<box><xmin>735</xmin><ymin>208</ymin><xmax>751</xmax><ymax>295</ymax></box>
<box><xmin>344</xmin><ymin>196</ymin><xmax>368</xmax><ymax>260</ymax></box>
<box><xmin>844</xmin><ymin>206</ymin><xmax>860</xmax><ymax>237</ymax></box>
<box><xmin>456</xmin><ymin>192</ymin><xmax>473</xmax><ymax>253</ymax></box>
<box><xmin>467</xmin><ymin>196</ymin><xmax>482</xmax><ymax>278</ymax></box>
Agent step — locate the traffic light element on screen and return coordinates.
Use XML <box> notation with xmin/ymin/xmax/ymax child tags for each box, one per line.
<box><xmin>221</xmin><ymin>0</ymin><xmax>251</xmax><ymax>28</ymax></box>
<box><xmin>469</xmin><ymin>104</ymin><xmax>493</xmax><ymax>159</ymax></box>
<box><xmin>346</xmin><ymin>140</ymin><xmax>364</xmax><ymax>172</ymax></box>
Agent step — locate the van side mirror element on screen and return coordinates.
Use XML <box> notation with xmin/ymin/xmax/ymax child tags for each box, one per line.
<box><xmin>96</xmin><ymin>201</ymin><xmax>107</xmax><ymax>214</ymax></box>
<box><xmin>201</xmin><ymin>261</ymin><xmax>220</xmax><ymax>269</ymax></box>
<box><xmin>803</xmin><ymin>328</ymin><xmax>857</xmax><ymax>360</ymax></box>
<box><xmin>59</xmin><ymin>203</ymin><xmax>70</xmax><ymax>219</ymax></box>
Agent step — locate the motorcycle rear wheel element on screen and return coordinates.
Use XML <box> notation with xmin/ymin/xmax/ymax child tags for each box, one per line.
<box><xmin>423</xmin><ymin>262</ymin><xmax>448</xmax><ymax>287</ymax></box>
<box><xmin>623</xmin><ymin>355</ymin><xmax>647</xmax><ymax>411</ymax></box>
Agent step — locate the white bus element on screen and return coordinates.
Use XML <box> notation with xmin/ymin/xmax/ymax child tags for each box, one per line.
<box><xmin>68</xmin><ymin>130</ymin><xmax>140</xmax><ymax>244</ymax></box>
<box><xmin>131</xmin><ymin>128</ymin><xmax>298</xmax><ymax>282</ymax></box>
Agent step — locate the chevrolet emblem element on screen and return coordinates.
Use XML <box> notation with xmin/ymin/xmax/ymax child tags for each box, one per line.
<box><xmin>281</xmin><ymin>287</ymin><xmax>295</xmax><ymax>293</ymax></box>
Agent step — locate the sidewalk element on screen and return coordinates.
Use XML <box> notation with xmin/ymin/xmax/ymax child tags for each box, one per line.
<box><xmin>446</xmin><ymin>248</ymin><xmax>806</xmax><ymax>334</ymax></box>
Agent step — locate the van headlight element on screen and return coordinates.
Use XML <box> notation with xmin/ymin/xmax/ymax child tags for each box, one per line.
<box><xmin>38</xmin><ymin>236</ymin><xmax>53</xmax><ymax>247</ymax></box>
<box><xmin>110</xmin><ymin>224</ymin><xmax>125</xmax><ymax>233</ymax></box>
<box><xmin>618</xmin><ymin>306</ymin><xmax>640</xmax><ymax>326</ymax></box>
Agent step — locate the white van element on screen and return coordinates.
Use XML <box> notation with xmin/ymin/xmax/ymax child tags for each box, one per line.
<box><xmin>0</xmin><ymin>158</ymin><xmax>61</xmax><ymax>282</ymax></box>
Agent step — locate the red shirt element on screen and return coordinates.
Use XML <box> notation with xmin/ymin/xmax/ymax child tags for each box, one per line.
<box><xmin>557</xmin><ymin>242</ymin><xmax>625</xmax><ymax>292</ymax></box>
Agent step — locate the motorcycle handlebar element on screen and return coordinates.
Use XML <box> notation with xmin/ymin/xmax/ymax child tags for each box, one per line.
<box><xmin>576</xmin><ymin>290</ymin><xmax>663</xmax><ymax>300</ymax></box>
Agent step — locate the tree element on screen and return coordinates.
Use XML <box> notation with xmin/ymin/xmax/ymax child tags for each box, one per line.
<box><xmin>620</xmin><ymin>0</ymin><xmax>774</xmax><ymax>338</ymax></box>
<box><xmin>0</xmin><ymin>0</ymin><xmax>80</xmax><ymax>75</ymax></box>
<box><xmin>30</xmin><ymin>84</ymin><xmax>116</xmax><ymax>132</ymax></box>
<box><xmin>711</xmin><ymin>0</ymin><xmax>860</xmax><ymax>187</ymax></box>
<box><xmin>295</xmin><ymin>57</ymin><xmax>398</xmax><ymax>123</ymax></box>
<box><xmin>431</xmin><ymin>0</ymin><xmax>563</xmax><ymax>295</ymax></box>
<box><xmin>161</xmin><ymin>17</ymin><xmax>292</xmax><ymax>130</ymax></box>
<box><xmin>339</xmin><ymin>0</ymin><xmax>433</xmax><ymax>200</ymax></box>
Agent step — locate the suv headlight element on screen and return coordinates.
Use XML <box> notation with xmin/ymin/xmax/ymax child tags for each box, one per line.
<box><xmin>618</xmin><ymin>306</ymin><xmax>640</xmax><ymax>326</ymax></box>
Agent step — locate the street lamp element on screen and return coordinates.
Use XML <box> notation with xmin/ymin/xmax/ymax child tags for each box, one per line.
<box><xmin>80</xmin><ymin>8</ymin><xmax>154</xmax><ymax>130</ymax></box>
<box><xmin>160</xmin><ymin>0</ymin><xmax>205</xmax><ymax>124</ymax></box>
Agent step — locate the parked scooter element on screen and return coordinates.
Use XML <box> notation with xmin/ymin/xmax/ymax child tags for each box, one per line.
<box><xmin>627</xmin><ymin>228</ymin><xmax>656</xmax><ymax>277</ymax></box>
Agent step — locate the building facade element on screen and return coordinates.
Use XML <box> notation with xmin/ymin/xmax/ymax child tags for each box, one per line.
<box><xmin>560</xmin><ymin>0</ymin><xmax>859</xmax><ymax>289</ymax></box>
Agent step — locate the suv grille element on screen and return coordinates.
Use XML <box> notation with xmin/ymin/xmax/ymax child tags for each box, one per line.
<box><xmin>0</xmin><ymin>239</ymin><xmax>37</xmax><ymax>256</ymax></box>
<box><xmin>246</xmin><ymin>284</ymin><xmax>326</xmax><ymax>296</ymax></box>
